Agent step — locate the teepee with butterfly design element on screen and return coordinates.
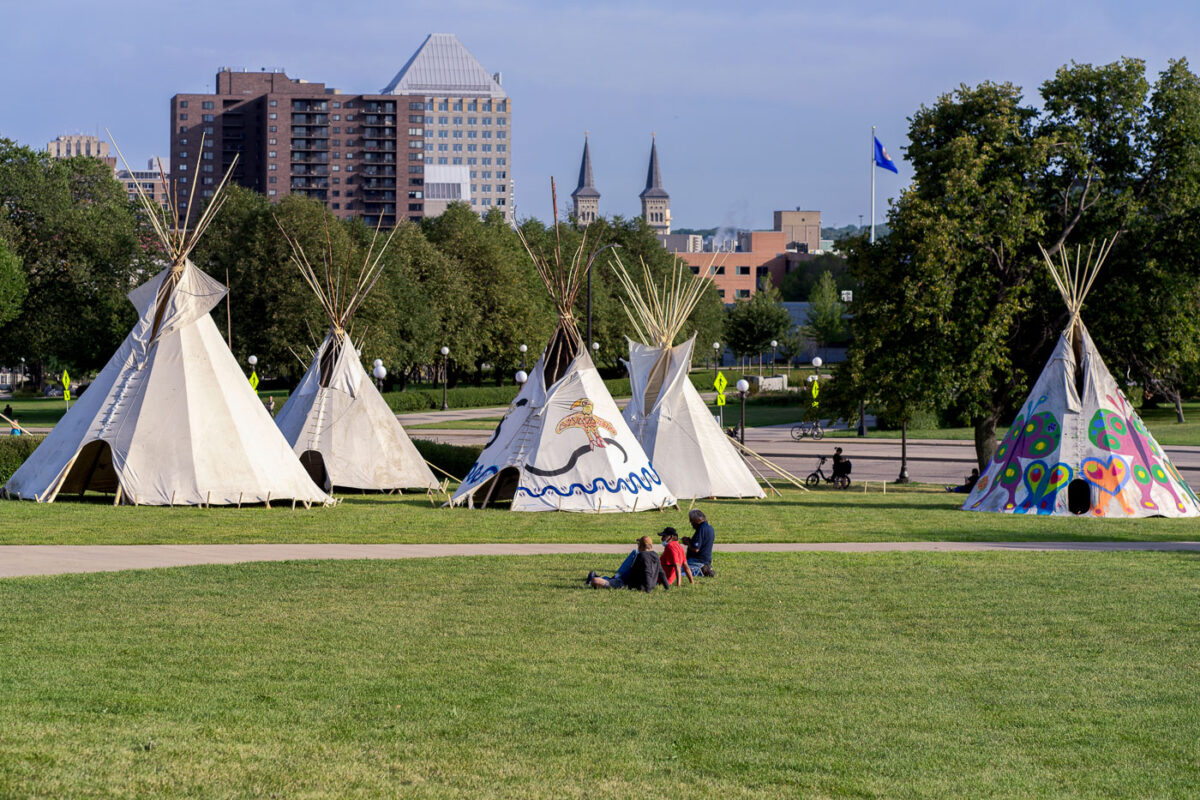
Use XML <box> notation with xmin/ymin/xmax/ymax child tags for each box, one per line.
<box><xmin>964</xmin><ymin>239</ymin><xmax>1200</xmax><ymax>517</ymax></box>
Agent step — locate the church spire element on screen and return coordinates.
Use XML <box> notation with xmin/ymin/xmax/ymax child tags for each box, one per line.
<box><xmin>571</xmin><ymin>132</ymin><xmax>599</xmax><ymax>223</ymax></box>
<box><xmin>639</xmin><ymin>134</ymin><xmax>670</xmax><ymax>234</ymax></box>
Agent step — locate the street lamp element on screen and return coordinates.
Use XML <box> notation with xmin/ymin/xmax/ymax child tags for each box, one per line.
<box><xmin>372</xmin><ymin>362</ymin><xmax>387</xmax><ymax>392</ymax></box>
<box><xmin>439</xmin><ymin>346</ymin><xmax>450</xmax><ymax>411</ymax></box>
<box><xmin>736</xmin><ymin>378</ymin><xmax>749</xmax><ymax>444</ymax></box>
<box><xmin>770</xmin><ymin>340</ymin><xmax>778</xmax><ymax>374</ymax></box>
<box><xmin>713</xmin><ymin>341</ymin><xmax>721</xmax><ymax>371</ymax></box>
<box><xmin>247</xmin><ymin>354</ymin><xmax>258</xmax><ymax>370</ymax></box>
<box><xmin>519</xmin><ymin>343</ymin><xmax>528</xmax><ymax>371</ymax></box>
<box><xmin>515</xmin><ymin>370</ymin><xmax>528</xmax><ymax>385</ymax></box>
<box><xmin>592</xmin><ymin>341</ymin><xmax>600</xmax><ymax>364</ymax></box>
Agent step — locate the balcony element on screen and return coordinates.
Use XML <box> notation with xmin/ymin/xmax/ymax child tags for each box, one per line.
<box><xmin>361</xmin><ymin>178</ymin><xmax>395</xmax><ymax>189</ymax></box>
<box><xmin>363</xmin><ymin>102</ymin><xmax>396</xmax><ymax>113</ymax></box>
<box><xmin>292</xmin><ymin>100</ymin><xmax>329</xmax><ymax>112</ymax></box>
<box><xmin>292</xmin><ymin>139</ymin><xmax>329</xmax><ymax>150</ymax></box>
<box><xmin>291</xmin><ymin>153</ymin><xmax>329</xmax><ymax>164</ymax></box>
<box><xmin>362</xmin><ymin>152</ymin><xmax>395</xmax><ymax>163</ymax></box>
<box><xmin>362</xmin><ymin>190</ymin><xmax>396</xmax><ymax>201</ymax></box>
<box><xmin>362</xmin><ymin>126</ymin><xmax>397</xmax><ymax>139</ymax></box>
<box><xmin>362</xmin><ymin>115</ymin><xmax>395</xmax><ymax>126</ymax></box>
<box><xmin>291</xmin><ymin>114</ymin><xmax>329</xmax><ymax>125</ymax></box>
<box><xmin>291</xmin><ymin>165</ymin><xmax>329</xmax><ymax>177</ymax></box>
<box><xmin>291</xmin><ymin>126</ymin><xmax>329</xmax><ymax>138</ymax></box>
<box><xmin>361</xmin><ymin>165</ymin><xmax>395</xmax><ymax>176</ymax></box>
<box><xmin>293</xmin><ymin>189</ymin><xmax>328</xmax><ymax>201</ymax></box>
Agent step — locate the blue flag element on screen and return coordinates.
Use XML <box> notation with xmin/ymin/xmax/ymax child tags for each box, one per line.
<box><xmin>874</xmin><ymin>136</ymin><xmax>899</xmax><ymax>173</ymax></box>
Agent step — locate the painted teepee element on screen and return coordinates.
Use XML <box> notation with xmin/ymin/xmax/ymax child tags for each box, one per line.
<box><xmin>612</xmin><ymin>255</ymin><xmax>764</xmax><ymax>500</ymax></box>
<box><xmin>272</xmin><ymin>219</ymin><xmax>437</xmax><ymax>493</ymax></box>
<box><xmin>450</xmin><ymin>184</ymin><xmax>676</xmax><ymax>512</ymax></box>
<box><xmin>3</xmin><ymin>141</ymin><xmax>331</xmax><ymax>506</ymax></box>
<box><xmin>964</xmin><ymin>239</ymin><xmax>1200</xmax><ymax>517</ymax></box>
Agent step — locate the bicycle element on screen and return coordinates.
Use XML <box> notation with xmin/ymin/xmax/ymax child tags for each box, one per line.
<box><xmin>805</xmin><ymin>455</ymin><xmax>851</xmax><ymax>489</ymax></box>
<box><xmin>790</xmin><ymin>419</ymin><xmax>825</xmax><ymax>441</ymax></box>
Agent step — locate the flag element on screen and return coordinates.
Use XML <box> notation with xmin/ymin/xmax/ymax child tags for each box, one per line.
<box><xmin>874</xmin><ymin>136</ymin><xmax>899</xmax><ymax>173</ymax></box>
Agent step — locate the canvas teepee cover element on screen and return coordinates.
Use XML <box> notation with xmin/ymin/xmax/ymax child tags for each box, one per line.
<box><xmin>964</xmin><ymin>240</ymin><xmax>1200</xmax><ymax>517</ymax></box>
<box><xmin>450</xmin><ymin>198</ymin><xmax>675</xmax><ymax>512</ymax></box>
<box><xmin>3</xmin><ymin>145</ymin><xmax>331</xmax><ymax>506</ymax></box>
<box><xmin>613</xmin><ymin>257</ymin><xmax>764</xmax><ymax>499</ymax></box>
<box><xmin>272</xmin><ymin>222</ymin><xmax>437</xmax><ymax>492</ymax></box>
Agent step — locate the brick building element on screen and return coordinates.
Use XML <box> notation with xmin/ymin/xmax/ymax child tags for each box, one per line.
<box><xmin>673</xmin><ymin>211</ymin><xmax>823</xmax><ymax>300</ymax></box>
<box><xmin>169</xmin><ymin>33</ymin><xmax>509</xmax><ymax>226</ymax></box>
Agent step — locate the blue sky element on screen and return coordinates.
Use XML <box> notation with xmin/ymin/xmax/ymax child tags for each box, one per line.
<box><xmin>4</xmin><ymin>0</ymin><xmax>1199</xmax><ymax>229</ymax></box>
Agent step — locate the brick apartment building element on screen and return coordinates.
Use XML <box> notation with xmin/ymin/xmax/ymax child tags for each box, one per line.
<box><xmin>169</xmin><ymin>33</ymin><xmax>510</xmax><ymax>227</ymax></box>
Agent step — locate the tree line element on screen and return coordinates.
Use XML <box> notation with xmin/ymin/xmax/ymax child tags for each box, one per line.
<box><xmin>831</xmin><ymin>57</ymin><xmax>1200</xmax><ymax>467</ymax></box>
<box><xmin>0</xmin><ymin>139</ymin><xmax>754</xmax><ymax>390</ymax></box>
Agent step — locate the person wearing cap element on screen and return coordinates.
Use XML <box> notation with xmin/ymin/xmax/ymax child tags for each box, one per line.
<box><xmin>684</xmin><ymin>509</ymin><xmax>716</xmax><ymax>577</ymax></box>
<box><xmin>658</xmin><ymin>527</ymin><xmax>693</xmax><ymax>586</ymax></box>
<box><xmin>587</xmin><ymin>536</ymin><xmax>668</xmax><ymax>591</ymax></box>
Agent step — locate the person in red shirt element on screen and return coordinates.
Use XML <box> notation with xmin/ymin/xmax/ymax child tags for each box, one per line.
<box><xmin>658</xmin><ymin>527</ymin><xmax>693</xmax><ymax>586</ymax></box>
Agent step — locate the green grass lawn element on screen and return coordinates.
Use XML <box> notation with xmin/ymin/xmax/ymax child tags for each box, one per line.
<box><xmin>1</xmin><ymin>552</ymin><xmax>1197</xmax><ymax>797</ymax></box>
<box><xmin>408</xmin><ymin>417</ymin><xmax>504</xmax><ymax>430</ymax></box>
<box><xmin>3</xmin><ymin>486</ymin><xmax>1200</xmax><ymax>546</ymax></box>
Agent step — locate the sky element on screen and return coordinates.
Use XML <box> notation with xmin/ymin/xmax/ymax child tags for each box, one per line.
<box><xmin>4</xmin><ymin>0</ymin><xmax>1200</xmax><ymax>229</ymax></box>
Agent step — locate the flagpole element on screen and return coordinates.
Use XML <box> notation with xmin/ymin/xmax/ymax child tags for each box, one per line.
<box><xmin>870</xmin><ymin>125</ymin><xmax>876</xmax><ymax>244</ymax></box>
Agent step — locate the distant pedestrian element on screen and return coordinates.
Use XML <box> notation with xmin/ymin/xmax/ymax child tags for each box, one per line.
<box><xmin>266</xmin><ymin>396</ymin><xmax>276</xmax><ymax>415</ymax></box>
<box><xmin>2</xmin><ymin>403</ymin><xmax>12</xmax><ymax>419</ymax></box>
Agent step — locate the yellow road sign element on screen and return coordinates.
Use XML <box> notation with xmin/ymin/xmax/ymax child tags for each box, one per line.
<box><xmin>249</xmin><ymin>371</ymin><xmax>259</xmax><ymax>391</ymax></box>
<box><xmin>811</xmin><ymin>378</ymin><xmax>819</xmax><ymax>407</ymax></box>
<box><xmin>716</xmin><ymin>394</ymin><xmax>726</xmax><ymax>406</ymax></box>
<box><xmin>61</xmin><ymin>370</ymin><xmax>70</xmax><ymax>389</ymax></box>
<box><xmin>714</xmin><ymin>372</ymin><xmax>727</xmax><ymax>393</ymax></box>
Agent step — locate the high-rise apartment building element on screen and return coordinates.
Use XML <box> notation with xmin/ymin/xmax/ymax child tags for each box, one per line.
<box><xmin>382</xmin><ymin>33</ymin><xmax>513</xmax><ymax>222</ymax></box>
<box><xmin>46</xmin><ymin>134</ymin><xmax>114</xmax><ymax>165</ymax></box>
<box><xmin>168</xmin><ymin>33</ymin><xmax>509</xmax><ymax>225</ymax></box>
<box><xmin>115</xmin><ymin>159</ymin><xmax>171</xmax><ymax>210</ymax></box>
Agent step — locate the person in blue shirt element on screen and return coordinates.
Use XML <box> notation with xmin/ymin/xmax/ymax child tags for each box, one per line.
<box><xmin>684</xmin><ymin>509</ymin><xmax>715</xmax><ymax>577</ymax></box>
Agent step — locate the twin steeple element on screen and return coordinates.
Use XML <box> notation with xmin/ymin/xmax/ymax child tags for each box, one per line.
<box><xmin>571</xmin><ymin>133</ymin><xmax>599</xmax><ymax>224</ymax></box>
<box><xmin>570</xmin><ymin>133</ymin><xmax>670</xmax><ymax>234</ymax></box>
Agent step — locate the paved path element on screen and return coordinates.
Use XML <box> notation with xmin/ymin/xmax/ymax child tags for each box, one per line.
<box><xmin>3</xmin><ymin>541</ymin><xmax>1198</xmax><ymax>579</ymax></box>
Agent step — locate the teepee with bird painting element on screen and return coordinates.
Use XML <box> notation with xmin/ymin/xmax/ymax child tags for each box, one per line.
<box><xmin>272</xmin><ymin>218</ymin><xmax>438</xmax><ymax>493</ymax></box>
<box><xmin>964</xmin><ymin>238</ymin><xmax>1199</xmax><ymax>517</ymax></box>
<box><xmin>3</xmin><ymin>139</ymin><xmax>331</xmax><ymax>506</ymax></box>
<box><xmin>611</xmin><ymin>254</ymin><xmax>764</xmax><ymax>500</ymax></box>
<box><xmin>450</xmin><ymin>182</ymin><xmax>675</xmax><ymax>512</ymax></box>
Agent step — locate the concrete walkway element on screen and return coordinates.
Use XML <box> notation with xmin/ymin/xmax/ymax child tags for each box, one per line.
<box><xmin>2</xmin><ymin>541</ymin><xmax>1198</xmax><ymax>579</ymax></box>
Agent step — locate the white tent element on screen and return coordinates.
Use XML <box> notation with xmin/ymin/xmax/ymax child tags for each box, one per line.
<box><xmin>450</xmin><ymin>196</ymin><xmax>675</xmax><ymax>512</ymax></box>
<box><xmin>272</xmin><ymin>220</ymin><xmax>437</xmax><ymax>492</ymax></box>
<box><xmin>613</xmin><ymin>257</ymin><xmax>764</xmax><ymax>499</ymax></box>
<box><xmin>3</xmin><ymin>144</ymin><xmax>331</xmax><ymax>506</ymax></box>
<box><xmin>964</xmin><ymin>240</ymin><xmax>1200</xmax><ymax>517</ymax></box>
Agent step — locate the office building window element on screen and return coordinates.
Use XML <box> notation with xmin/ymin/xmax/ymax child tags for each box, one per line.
<box><xmin>437</xmin><ymin>157</ymin><xmax>447</xmax><ymax>164</ymax></box>
<box><xmin>737</xmin><ymin>266</ymin><xmax>750</xmax><ymax>275</ymax></box>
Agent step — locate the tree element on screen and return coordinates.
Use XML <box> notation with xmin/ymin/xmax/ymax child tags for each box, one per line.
<box><xmin>779</xmin><ymin>252</ymin><xmax>853</xmax><ymax>301</ymax></box>
<box><xmin>723</xmin><ymin>283</ymin><xmax>791</xmax><ymax>366</ymax></box>
<box><xmin>0</xmin><ymin>237</ymin><xmax>24</xmax><ymax>327</ymax></box>
<box><xmin>803</xmin><ymin>271</ymin><xmax>847</xmax><ymax>351</ymax></box>
<box><xmin>0</xmin><ymin>140</ymin><xmax>148</xmax><ymax>386</ymax></box>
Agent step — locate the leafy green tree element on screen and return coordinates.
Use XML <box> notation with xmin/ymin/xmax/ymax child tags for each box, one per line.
<box><xmin>0</xmin><ymin>237</ymin><xmax>25</xmax><ymax>327</ymax></box>
<box><xmin>779</xmin><ymin>253</ymin><xmax>853</xmax><ymax>301</ymax></box>
<box><xmin>0</xmin><ymin>140</ymin><xmax>147</xmax><ymax>386</ymax></box>
<box><xmin>804</xmin><ymin>271</ymin><xmax>847</xmax><ymax>349</ymax></box>
<box><xmin>722</xmin><ymin>283</ymin><xmax>792</xmax><ymax>366</ymax></box>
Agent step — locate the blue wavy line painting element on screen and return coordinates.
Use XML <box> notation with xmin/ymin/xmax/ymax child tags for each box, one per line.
<box><xmin>516</xmin><ymin>466</ymin><xmax>663</xmax><ymax>498</ymax></box>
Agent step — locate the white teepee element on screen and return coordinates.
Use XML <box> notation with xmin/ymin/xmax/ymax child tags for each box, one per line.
<box><xmin>272</xmin><ymin>220</ymin><xmax>437</xmax><ymax>492</ymax></box>
<box><xmin>613</xmin><ymin>256</ymin><xmax>764</xmax><ymax>499</ymax></box>
<box><xmin>964</xmin><ymin>239</ymin><xmax>1200</xmax><ymax>518</ymax></box>
<box><xmin>3</xmin><ymin>142</ymin><xmax>331</xmax><ymax>506</ymax></box>
<box><xmin>450</xmin><ymin>188</ymin><xmax>676</xmax><ymax>512</ymax></box>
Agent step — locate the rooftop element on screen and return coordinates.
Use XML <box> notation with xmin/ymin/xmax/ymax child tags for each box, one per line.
<box><xmin>381</xmin><ymin>33</ymin><xmax>505</xmax><ymax>98</ymax></box>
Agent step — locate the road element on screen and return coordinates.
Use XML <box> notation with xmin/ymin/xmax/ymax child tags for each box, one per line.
<box><xmin>401</xmin><ymin>408</ymin><xmax>1200</xmax><ymax>487</ymax></box>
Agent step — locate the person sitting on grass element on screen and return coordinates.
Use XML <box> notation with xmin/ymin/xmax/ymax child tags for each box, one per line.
<box><xmin>587</xmin><ymin>536</ymin><xmax>669</xmax><ymax>591</ymax></box>
<box><xmin>683</xmin><ymin>509</ymin><xmax>716</xmax><ymax>577</ymax></box>
<box><xmin>946</xmin><ymin>467</ymin><xmax>980</xmax><ymax>494</ymax></box>
<box><xmin>658</xmin><ymin>527</ymin><xmax>693</xmax><ymax>587</ymax></box>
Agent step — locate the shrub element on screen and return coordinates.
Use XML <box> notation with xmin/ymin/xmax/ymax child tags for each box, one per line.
<box><xmin>412</xmin><ymin>440</ymin><xmax>484</xmax><ymax>482</ymax></box>
<box><xmin>0</xmin><ymin>435</ymin><xmax>41</xmax><ymax>484</ymax></box>
<box><xmin>873</xmin><ymin>409</ymin><xmax>940</xmax><ymax>431</ymax></box>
